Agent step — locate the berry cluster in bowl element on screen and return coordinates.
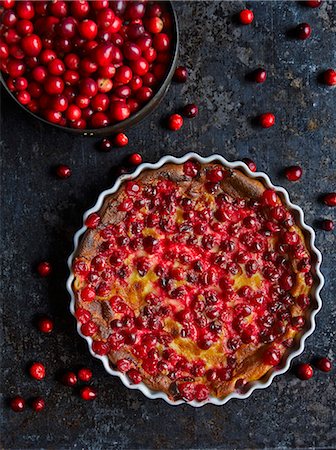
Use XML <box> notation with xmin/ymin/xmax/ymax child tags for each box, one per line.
<box><xmin>0</xmin><ymin>0</ymin><xmax>177</xmax><ymax>131</ymax></box>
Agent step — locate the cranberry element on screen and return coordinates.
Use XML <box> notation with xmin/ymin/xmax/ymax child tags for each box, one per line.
<box><xmin>92</xmin><ymin>340</ymin><xmax>110</xmax><ymax>356</ymax></box>
<box><xmin>114</xmin><ymin>132</ymin><xmax>128</xmax><ymax>147</ymax></box>
<box><xmin>207</xmin><ymin>167</ymin><xmax>225</xmax><ymax>183</ymax></box>
<box><xmin>2</xmin><ymin>10</ymin><xmax>17</xmax><ymax>27</ymax></box>
<box><xmin>10</xmin><ymin>396</ymin><xmax>25</xmax><ymax>412</ymax></box>
<box><xmin>239</xmin><ymin>9</ymin><xmax>254</xmax><ymax>25</ymax></box>
<box><xmin>167</xmin><ymin>113</ymin><xmax>183</xmax><ymax>131</ymax></box>
<box><xmin>56</xmin><ymin>164</ymin><xmax>72</xmax><ymax>179</ymax></box>
<box><xmin>29</xmin><ymin>362</ymin><xmax>46</xmax><ymax>380</ymax></box>
<box><xmin>182</xmin><ymin>103</ymin><xmax>198</xmax><ymax>118</ymax></box>
<box><xmin>80</xmin><ymin>386</ymin><xmax>97</xmax><ymax>401</ymax></box>
<box><xmin>78</xmin><ymin>367</ymin><xmax>93</xmax><ymax>382</ymax></box>
<box><xmin>99</xmin><ymin>138</ymin><xmax>112</xmax><ymax>152</ymax></box>
<box><xmin>81</xmin><ymin>320</ymin><xmax>98</xmax><ymax>336</ymax></box>
<box><xmin>117</xmin><ymin>358</ymin><xmax>132</xmax><ymax>373</ymax></box>
<box><xmin>37</xmin><ymin>261</ymin><xmax>52</xmax><ymax>277</ymax></box>
<box><xmin>145</xmin><ymin>16</ymin><xmax>163</xmax><ymax>34</ymax></box>
<box><xmin>296</xmin><ymin>23</ymin><xmax>312</xmax><ymax>40</ymax></box>
<box><xmin>296</xmin><ymin>363</ymin><xmax>313</xmax><ymax>380</ymax></box>
<box><xmin>284</xmin><ymin>165</ymin><xmax>302</xmax><ymax>181</ymax></box>
<box><xmin>7</xmin><ymin>59</ymin><xmax>26</xmax><ymax>77</ymax></box>
<box><xmin>127</xmin><ymin>368</ymin><xmax>142</xmax><ymax>384</ymax></box>
<box><xmin>37</xmin><ymin>316</ymin><xmax>53</xmax><ymax>333</ymax></box>
<box><xmin>315</xmin><ymin>357</ymin><xmax>332</xmax><ymax>372</ymax></box>
<box><xmin>109</xmin><ymin>102</ymin><xmax>130</xmax><ymax>121</ymax></box>
<box><xmin>242</xmin><ymin>158</ymin><xmax>257</xmax><ymax>172</ymax></box>
<box><xmin>31</xmin><ymin>397</ymin><xmax>45</xmax><ymax>412</ymax></box>
<box><xmin>304</xmin><ymin>0</ymin><xmax>322</xmax><ymax>6</ymax></box>
<box><xmin>263</xmin><ymin>347</ymin><xmax>281</xmax><ymax>366</ymax></box>
<box><xmin>123</xmin><ymin>41</ymin><xmax>141</xmax><ymax>61</ymax></box>
<box><xmin>81</xmin><ymin>286</ymin><xmax>96</xmax><ymax>302</ymax></box>
<box><xmin>85</xmin><ymin>213</ymin><xmax>100</xmax><ymax>229</ymax></box>
<box><xmin>262</xmin><ymin>189</ymin><xmax>278</xmax><ymax>206</ymax></box>
<box><xmin>259</xmin><ymin>112</ymin><xmax>275</xmax><ymax>128</ymax></box>
<box><xmin>129</xmin><ymin>153</ymin><xmax>142</xmax><ymax>165</ymax></box>
<box><xmin>323</xmin><ymin>193</ymin><xmax>336</xmax><ymax>207</ymax></box>
<box><xmin>323</xmin><ymin>69</ymin><xmax>336</xmax><ymax>86</ymax></box>
<box><xmin>173</xmin><ymin>66</ymin><xmax>188</xmax><ymax>83</ymax></box>
<box><xmin>321</xmin><ymin>219</ymin><xmax>334</xmax><ymax>231</ymax></box>
<box><xmin>252</xmin><ymin>68</ymin><xmax>267</xmax><ymax>83</ymax></box>
<box><xmin>61</xmin><ymin>371</ymin><xmax>77</xmax><ymax>387</ymax></box>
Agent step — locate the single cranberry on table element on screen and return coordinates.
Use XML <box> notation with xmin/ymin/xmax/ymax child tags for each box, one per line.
<box><xmin>62</xmin><ymin>371</ymin><xmax>78</xmax><ymax>387</ymax></box>
<box><xmin>322</xmin><ymin>69</ymin><xmax>336</xmax><ymax>86</ymax></box>
<box><xmin>259</xmin><ymin>112</ymin><xmax>275</xmax><ymax>128</ymax></box>
<box><xmin>56</xmin><ymin>164</ymin><xmax>72</xmax><ymax>179</ymax></box>
<box><xmin>284</xmin><ymin>165</ymin><xmax>303</xmax><ymax>181</ymax></box>
<box><xmin>320</xmin><ymin>219</ymin><xmax>334</xmax><ymax>231</ymax></box>
<box><xmin>10</xmin><ymin>396</ymin><xmax>25</xmax><ymax>412</ymax></box>
<box><xmin>129</xmin><ymin>153</ymin><xmax>143</xmax><ymax>166</ymax></box>
<box><xmin>31</xmin><ymin>397</ymin><xmax>45</xmax><ymax>412</ymax></box>
<box><xmin>296</xmin><ymin>363</ymin><xmax>314</xmax><ymax>380</ymax></box>
<box><xmin>173</xmin><ymin>66</ymin><xmax>188</xmax><ymax>83</ymax></box>
<box><xmin>37</xmin><ymin>261</ymin><xmax>52</xmax><ymax>277</ymax></box>
<box><xmin>323</xmin><ymin>193</ymin><xmax>336</xmax><ymax>207</ymax></box>
<box><xmin>78</xmin><ymin>368</ymin><xmax>93</xmax><ymax>382</ymax></box>
<box><xmin>114</xmin><ymin>132</ymin><xmax>128</xmax><ymax>147</ymax></box>
<box><xmin>239</xmin><ymin>9</ymin><xmax>254</xmax><ymax>25</ymax></box>
<box><xmin>182</xmin><ymin>103</ymin><xmax>198</xmax><ymax>118</ymax></box>
<box><xmin>37</xmin><ymin>316</ymin><xmax>54</xmax><ymax>334</ymax></box>
<box><xmin>295</xmin><ymin>23</ymin><xmax>312</xmax><ymax>40</ymax></box>
<box><xmin>100</xmin><ymin>138</ymin><xmax>112</xmax><ymax>152</ymax></box>
<box><xmin>304</xmin><ymin>0</ymin><xmax>322</xmax><ymax>7</ymax></box>
<box><xmin>167</xmin><ymin>113</ymin><xmax>183</xmax><ymax>131</ymax></box>
<box><xmin>29</xmin><ymin>362</ymin><xmax>46</xmax><ymax>380</ymax></box>
<box><xmin>242</xmin><ymin>158</ymin><xmax>257</xmax><ymax>172</ymax></box>
<box><xmin>80</xmin><ymin>386</ymin><xmax>97</xmax><ymax>401</ymax></box>
<box><xmin>315</xmin><ymin>357</ymin><xmax>332</xmax><ymax>372</ymax></box>
<box><xmin>252</xmin><ymin>68</ymin><xmax>267</xmax><ymax>83</ymax></box>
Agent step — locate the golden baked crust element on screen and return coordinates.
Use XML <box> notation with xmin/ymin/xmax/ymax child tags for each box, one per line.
<box><xmin>72</xmin><ymin>161</ymin><xmax>314</xmax><ymax>402</ymax></box>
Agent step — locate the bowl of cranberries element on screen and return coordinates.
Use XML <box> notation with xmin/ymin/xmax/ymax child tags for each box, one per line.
<box><xmin>0</xmin><ymin>0</ymin><xmax>179</xmax><ymax>135</ymax></box>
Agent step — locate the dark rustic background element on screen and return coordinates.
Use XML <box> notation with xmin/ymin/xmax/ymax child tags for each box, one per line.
<box><xmin>1</xmin><ymin>1</ymin><xmax>335</xmax><ymax>449</ymax></box>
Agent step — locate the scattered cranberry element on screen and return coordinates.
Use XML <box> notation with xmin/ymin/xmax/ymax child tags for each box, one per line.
<box><xmin>259</xmin><ymin>112</ymin><xmax>275</xmax><ymax>128</ymax></box>
<box><xmin>10</xmin><ymin>396</ymin><xmax>25</xmax><ymax>412</ymax></box>
<box><xmin>284</xmin><ymin>165</ymin><xmax>303</xmax><ymax>181</ymax></box>
<box><xmin>78</xmin><ymin>368</ymin><xmax>93</xmax><ymax>382</ymax></box>
<box><xmin>323</xmin><ymin>193</ymin><xmax>336</xmax><ymax>207</ymax></box>
<box><xmin>129</xmin><ymin>153</ymin><xmax>143</xmax><ymax>165</ymax></box>
<box><xmin>296</xmin><ymin>23</ymin><xmax>312</xmax><ymax>40</ymax></box>
<box><xmin>304</xmin><ymin>0</ymin><xmax>322</xmax><ymax>7</ymax></box>
<box><xmin>31</xmin><ymin>397</ymin><xmax>45</xmax><ymax>412</ymax></box>
<box><xmin>37</xmin><ymin>261</ymin><xmax>52</xmax><ymax>277</ymax></box>
<box><xmin>29</xmin><ymin>362</ymin><xmax>46</xmax><ymax>380</ymax></box>
<box><xmin>296</xmin><ymin>363</ymin><xmax>313</xmax><ymax>380</ymax></box>
<box><xmin>56</xmin><ymin>164</ymin><xmax>71</xmax><ymax>179</ymax></box>
<box><xmin>320</xmin><ymin>219</ymin><xmax>334</xmax><ymax>231</ymax></box>
<box><xmin>85</xmin><ymin>213</ymin><xmax>100</xmax><ymax>229</ymax></box>
<box><xmin>114</xmin><ymin>132</ymin><xmax>128</xmax><ymax>147</ymax></box>
<box><xmin>182</xmin><ymin>103</ymin><xmax>198</xmax><ymax>118</ymax></box>
<box><xmin>80</xmin><ymin>386</ymin><xmax>97</xmax><ymax>401</ymax></box>
<box><xmin>239</xmin><ymin>9</ymin><xmax>254</xmax><ymax>25</ymax></box>
<box><xmin>37</xmin><ymin>316</ymin><xmax>54</xmax><ymax>334</ymax></box>
<box><xmin>100</xmin><ymin>138</ymin><xmax>112</xmax><ymax>152</ymax></box>
<box><xmin>62</xmin><ymin>371</ymin><xmax>77</xmax><ymax>386</ymax></box>
<box><xmin>252</xmin><ymin>68</ymin><xmax>267</xmax><ymax>83</ymax></box>
<box><xmin>242</xmin><ymin>158</ymin><xmax>257</xmax><ymax>172</ymax></box>
<box><xmin>315</xmin><ymin>357</ymin><xmax>332</xmax><ymax>372</ymax></box>
<box><xmin>173</xmin><ymin>66</ymin><xmax>188</xmax><ymax>83</ymax></box>
<box><xmin>167</xmin><ymin>113</ymin><xmax>183</xmax><ymax>131</ymax></box>
<box><xmin>323</xmin><ymin>69</ymin><xmax>336</xmax><ymax>86</ymax></box>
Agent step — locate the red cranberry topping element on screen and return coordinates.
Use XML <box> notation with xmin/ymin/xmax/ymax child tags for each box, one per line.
<box><xmin>80</xmin><ymin>386</ymin><xmax>97</xmax><ymax>401</ymax></box>
<box><xmin>56</xmin><ymin>164</ymin><xmax>71</xmax><ymax>179</ymax></box>
<box><xmin>263</xmin><ymin>347</ymin><xmax>281</xmax><ymax>366</ymax></box>
<box><xmin>78</xmin><ymin>368</ymin><xmax>93</xmax><ymax>382</ymax></box>
<box><xmin>315</xmin><ymin>357</ymin><xmax>332</xmax><ymax>372</ymax></box>
<box><xmin>259</xmin><ymin>112</ymin><xmax>275</xmax><ymax>128</ymax></box>
<box><xmin>182</xmin><ymin>103</ymin><xmax>198</xmax><ymax>118</ymax></box>
<box><xmin>284</xmin><ymin>165</ymin><xmax>302</xmax><ymax>181</ymax></box>
<box><xmin>31</xmin><ymin>397</ymin><xmax>45</xmax><ymax>412</ymax></box>
<box><xmin>167</xmin><ymin>113</ymin><xmax>183</xmax><ymax>131</ymax></box>
<box><xmin>242</xmin><ymin>158</ymin><xmax>257</xmax><ymax>172</ymax></box>
<box><xmin>75</xmin><ymin>308</ymin><xmax>91</xmax><ymax>324</ymax></box>
<box><xmin>29</xmin><ymin>362</ymin><xmax>46</xmax><ymax>380</ymax></box>
<box><xmin>206</xmin><ymin>167</ymin><xmax>225</xmax><ymax>183</ymax></box>
<box><xmin>262</xmin><ymin>189</ymin><xmax>278</xmax><ymax>206</ymax></box>
<box><xmin>296</xmin><ymin>363</ymin><xmax>313</xmax><ymax>380</ymax></box>
<box><xmin>81</xmin><ymin>320</ymin><xmax>98</xmax><ymax>336</ymax></box>
<box><xmin>37</xmin><ymin>261</ymin><xmax>52</xmax><ymax>277</ymax></box>
<box><xmin>322</xmin><ymin>193</ymin><xmax>336</xmax><ymax>207</ymax></box>
<box><xmin>323</xmin><ymin>69</ymin><xmax>336</xmax><ymax>86</ymax></box>
<box><xmin>296</xmin><ymin>23</ymin><xmax>312</xmax><ymax>40</ymax></box>
<box><xmin>10</xmin><ymin>396</ymin><xmax>25</xmax><ymax>412</ymax></box>
<box><xmin>117</xmin><ymin>358</ymin><xmax>132</xmax><ymax>373</ymax></box>
<box><xmin>62</xmin><ymin>371</ymin><xmax>77</xmax><ymax>387</ymax></box>
<box><xmin>320</xmin><ymin>219</ymin><xmax>334</xmax><ymax>231</ymax></box>
<box><xmin>127</xmin><ymin>368</ymin><xmax>142</xmax><ymax>384</ymax></box>
<box><xmin>85</xmin><ymin>213</ymin><xmax>100</xmax><ymax>229</ymax></box>
<box><xmin>37</xmin><ymin>316</ymin><xmax>54</xmax><ymax>333</ymax></box>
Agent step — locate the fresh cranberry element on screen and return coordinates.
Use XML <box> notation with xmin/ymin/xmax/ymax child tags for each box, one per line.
<box><xmin>296</xmin><ymin>363</ymin><xmax>313</xmax><ymax>380</ymax></box>
<box><xmin>296</xmin><ymin>23</ymin><xmax>312</xmax><ymax>40</ymax></box>
<box><xmin>315</xmin><ymin>357</ymin><xmax>332</xmax><ymax>372</ymax></box>
<box><xmin>304</xmin><ymin>0</ymin><xmax>322</xmax><ymax>6</ymax></box>
<box><xmin>37</xmin><ymin>316</ymin><xmax>54</xmax><ymax>333</ymax></box>
<box><xmin>2</xmin><ymin>9</ymin><xmax>17</xmax><ymax>27</ymax></box>
<box><xmin>323</xmin><ymin>69</ymin><xmax>336</xmax><ymax>86</ymax></box>
<box><xmin>259</xmin><ymin>112</ymin><xmax>275</xmax><ymax>128</ymax></box>
<box><xmin>129</xmin><ymin>152</ymin><xmax>143</xmax><ymax>165</ymax></box>
<box><xmin>80</xmin><ymin>386</ymin><xmax>97</xmax><ymax>401</ymax></box>
<box><xmin>78</xmin><ymin>368</ymin><xmax>93</xmax><ymax>382</ymax></box>
<box><xmin>262</xmin><ymin>189</ymin><xmax>278</xmax><ymax>206</ymax></box>
<box><xmin>284</xmin><ymin>165</ymin><xmax>302</xmax><ymax>181</ymax></box>
<box><xmin>109</xmin><ymin>102</ymin><xmax>130</xmax><ymax>121</ymax></box>
<box><xmin>112</xmin><ymin>132</ymin><xmax>128</xmax><ymax>147</ymax></box>
<box><xmin>263</xmin><ymin>347</ymin><xmax>281</xmax><ymax>366</ymax></box>
<box><xmin>7</xmin><ymin>59</ymin><xmax>26</xmax><ymax>77</ymax></box>
<box><xmin>10</xmin><ymin>396</ymin><xmax>25</xmax><ymax>412</ymax></box>
<box><xmin>173</xmin><ymin>66</ymin><xmax>188</xmax><ymax>83</ymax></box>
<box><xmin>167</xmin><ymin>113</ymin><xmax>183</xmax><ymax>131</ymax></box>
<box><xmin>100</xmin><ymin>138</ymin><xmax>112</xmax><ymax>152</ymax></box>
<box><xmin>321</xmin><ymin>219</ymin><xmax>334</xmax><ymax>231</ymax></box>
<box><xmin>323</xmin><ymin>193</ymin><xmax>336</xmax><ymax>207</ymax></box>
<box><xmin>239</xmin><ymin>9</ymin><xmax>254</xmax><ymax>25</ymax></box>
<box><xmin>37</xmin><ymin>261</ymin><xmax>52</xmax><ymax>277</ymax></box>
<box><xmin>29</xmin><ymin>362</ymin><xmax>46</xmax><ymax>380</ymax></box>
<box><xmin>85</xmin><ymin>213</ymin><xmax>100</xmax><ymax>229</ymax></box>
<box><xmin>31</xmin><ymin>397</ymin><xmax>45</xmax><ymax>412</ymax></box>
<box><xmin>145</xmin><ymin>16</ymin><xmax>163</xmax><ymax>34</ymax></box>
<box><xmin>252</xmin><ymin>68</ymin><xmax>267</xmax><ymax>83</ymax></box>
<box><xmin>242</xmin><ymin>158</ymin><xmax>257</xmax><ymax>172</ymax></box>
<box><xmin>56</xmin><ymin>164</ymin><xmax>72</xmax><ymax>179</ymax></box>
<box><xmin>182</xmin><ymin>103</ymin><xmax>198</xmax><ymax>118</ymax></box>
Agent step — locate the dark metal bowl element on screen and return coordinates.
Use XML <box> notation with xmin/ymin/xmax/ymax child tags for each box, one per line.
<box><xmin>0</xmin><ymin>1</ymin><xmax>179</xmax><ymax>137</ymax></box>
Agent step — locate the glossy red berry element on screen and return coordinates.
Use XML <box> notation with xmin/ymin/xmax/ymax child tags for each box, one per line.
<box><xmin>100</xmin><ymin>138</ymin><xmax>112</xmax><ymax>152</ymax></box>
<box><xmin>78</xmin><ymin>368</ymin><xmax>93</xmax><ymax>382</ymax></box>
<box><xmin>320</xmin><ymin>219</ymin><xmax>334</xmax><ymax>231</ymax></box>
<box><xmin>85</xmin><ymin>213</ymin><xmax>100</xmax><ymax>229</ymax></box>
<box><xmin>239</xmin><ymin>9</ymin><xmax>254</xmax><ymax>25</ymax></box>
<box><xmin>10</xmin><ymin>396</ymin><xmax>25</xmax><ymax>412</ymax></box>
<box><xmin>173</xmin><ymin>66</ymin><xmax>188</xmax><ymax>83</ymax></box>
<box><xmin>167</xmin><ymin>113</ymin><xmax>183</xmax><ymax>131</ymax></box>
<box><xmin>20</xmin><ymin>34</ymin><xmax>42</xmax><ymax>56</ymax></box>
<box><xmin>62</xmin><ymin>371</ymin><xmax>77</xmax><ymax>386</ymax></box>
<box><xmin>114</xmin><ymin>132</ymin><xmax>128</xmax><ymax>147</ymax></box>
<box><xmin>253</xmin><ymin>68</ymin><xmax>267</xmax><ymax>83</ymax></box>
<box><xmin>323</xmin><ymin>69</ymin><xmax>336</xmax><ymax>86</ymax></box>
<box><xmin>80</xmin><ymin>386</ymin><xmax>97</xmax><ymax>400</ymax></box>
<box><xmin>129</xmin><ymin>153</ymin><xmax>143</xmax><ymax>165</ymax></box>
<box><xmin>242</xmin><ymin>158</ymin><xmax>257</xmax><ymax>172</ymax></box>
<box><xmin>31</xmin><ymin>397</ymin><xmax>45</xmax><ymax>412</ymax></box>
<box><xmin>296</xmin><ymin>23</ymin><xmax>312</xmax><ymax>40</ymax></box>
<box><xmin>284</xmin><ymin>165</ymin><xmax>302</xmax><ymax>181</ymax></box>
<box><xmin>127</xmin><ymin>368</ymin><xmax>142</xmax><ymax>384</ymax></box>
<box><xmin>37</xmin><ymin>316</ymin><xmax>54</xmax><ymax>334</ymax></box>
<box><xmin>304</xmin><ymin>0</ymin><xmax>322</xmax><ymax>6</ymax></box>
<box><xmin>37</xmin><ymin>261</ymin><xmax>52</xmax><ymax>277</ymax></box>
<box><xmin>262</xmin><ymin>189</ymin><xmax>278</xmax><ymax>206</ymax></box>
<box><xmin>315</xmin><ymin>357</ymin><xmax>332</xmax><ymax>372</ymax></box>
<box><xmin>78</xmin><ymin>19</ymin><xmax>98</xmax><ymax>40</ymax></box>
<box><xmin>29</xmin><ymin>362</ymin><xmax>46</xmax><ymax>380</ymax></box>
<box><xmin>182</xmin><ymin>103</ymin><xmax>198</xmax><ymax>118</ymax></box>
<box><xmin>56</xmin><ymin>164</ymin><xmax>72</xmax><ymax>179</ymax></box>
<box><xmin>263</xmin><ymin>347</ymin><xmax>281</xmax><ymax>366</ymax></box>
<box><xmin>323</xmin><ymin>193</ymin><xmax>336</xmax><ymax>207</ymax></box>
<box><xmin>259</xmin><ymin>112</ymin><xmax>275</xmax><ymax>128</ymax></box>
<box><xmin>296</xmin><ymin>363</ymin><xmax>313</xmax><ymax>380</ymax></box>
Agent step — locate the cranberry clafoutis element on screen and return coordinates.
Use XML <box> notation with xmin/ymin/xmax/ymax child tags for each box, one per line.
<box><xmin>72</xmin><ymin>161</ymin><xmax>314</xmax><ymax>402</ymax></box>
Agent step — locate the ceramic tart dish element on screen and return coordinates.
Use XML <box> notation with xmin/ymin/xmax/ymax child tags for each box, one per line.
<box><xmin>67</xmin><ymin>153</ymin><xmax>324</xmax><ymax>406</ymax></box>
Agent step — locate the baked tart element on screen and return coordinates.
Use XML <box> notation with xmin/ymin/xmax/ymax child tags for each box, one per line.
<box><xmin>71</xmin><ymin>159</ymin><xmax>316</xmax><ymax>402</ymax></box>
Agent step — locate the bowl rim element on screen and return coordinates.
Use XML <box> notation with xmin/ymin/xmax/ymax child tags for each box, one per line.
<box><xmin>0</xmin><ymin>0</ymin><xmax>179</xmax><ymax>137</ymax></box>
<box><xmin>66</xmin><ymin>152</ymin><xmax>324</xmax><ymax>407</ymax></box>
